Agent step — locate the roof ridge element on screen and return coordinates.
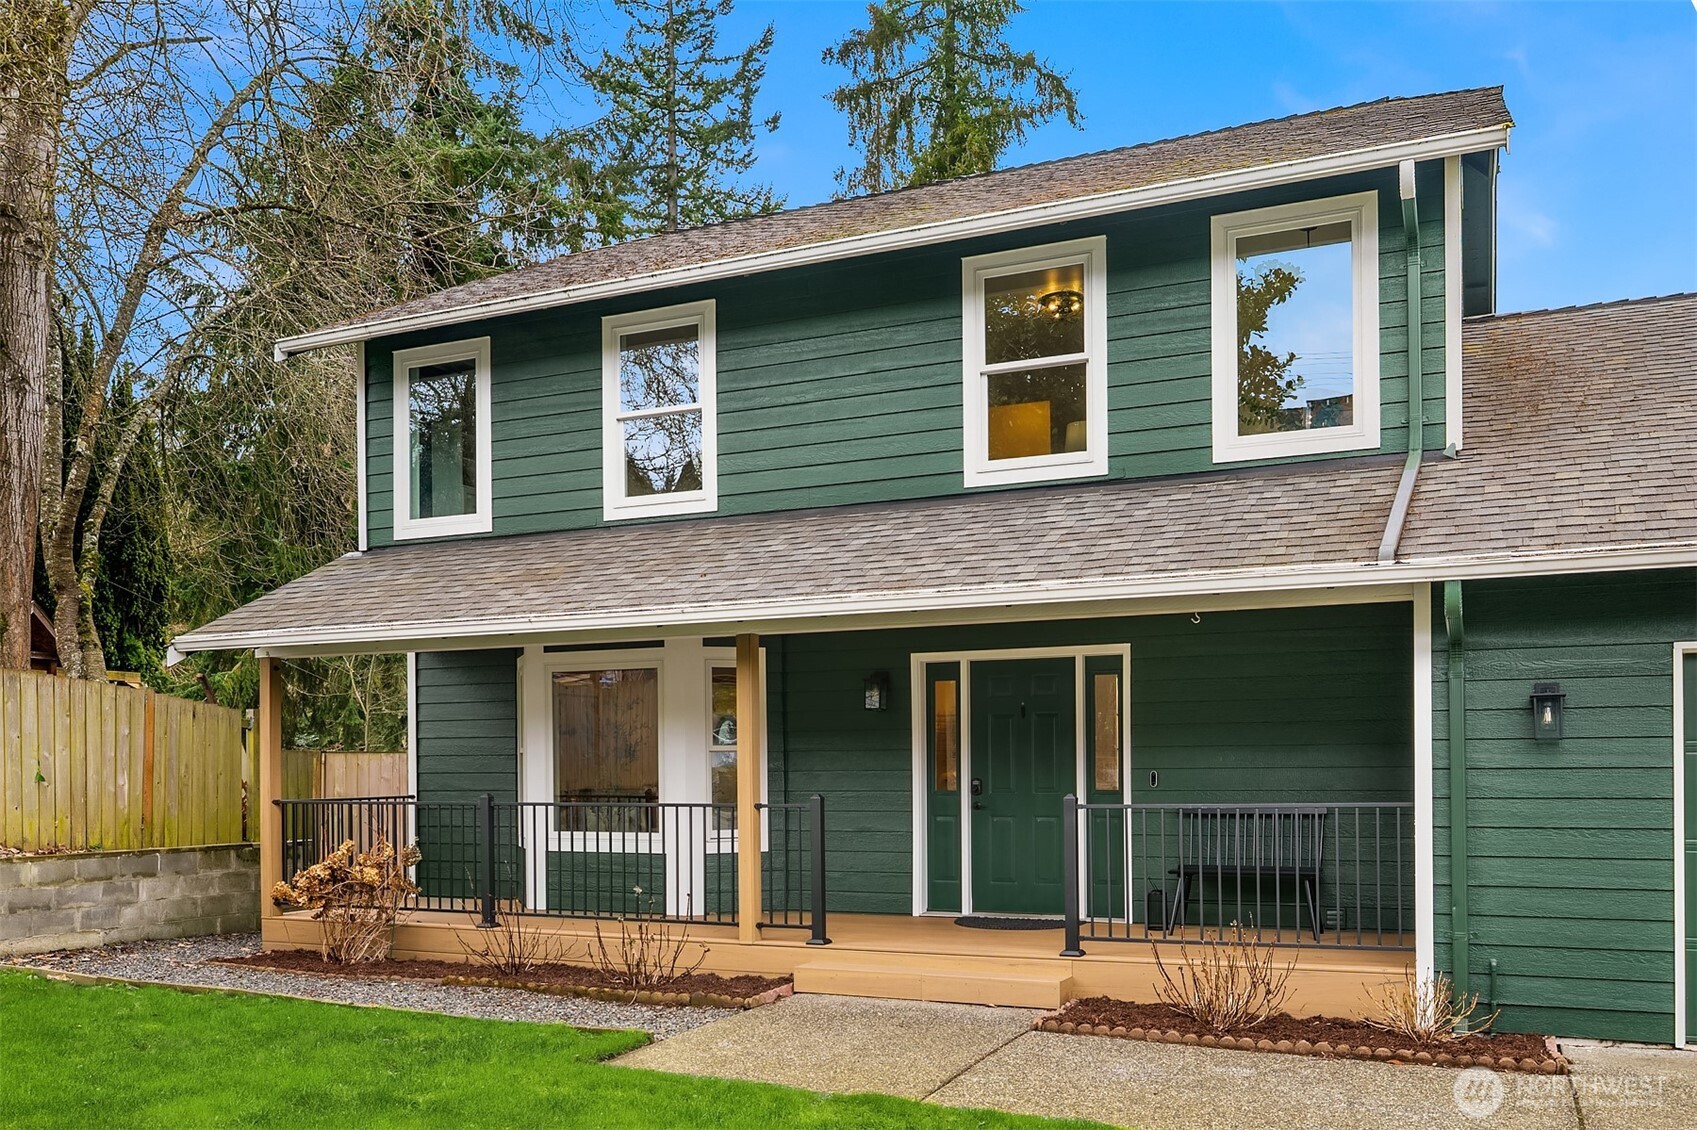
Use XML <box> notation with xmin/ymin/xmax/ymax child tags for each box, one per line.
<box><xmin>1465</xmin><ymin>292</ymin><xmax>1697</xmax><ymax>322</ymax></box>
<box><xmin>623</xmin><ymin>86</ymin><xmax>1511</xmax><ymax>243</ymax></box>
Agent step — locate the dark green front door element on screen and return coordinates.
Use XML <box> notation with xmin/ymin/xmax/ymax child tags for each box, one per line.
<box><xmin>970</xmin><ymin>658</ymin><xmax>1075</xmax><ymax>915</ymax></box>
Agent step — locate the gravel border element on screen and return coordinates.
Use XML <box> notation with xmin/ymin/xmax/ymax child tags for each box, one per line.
<box><xmin>4</xmin><ymin>934</ymin><xmax>738</xmax><ymax>1040</ymax></box>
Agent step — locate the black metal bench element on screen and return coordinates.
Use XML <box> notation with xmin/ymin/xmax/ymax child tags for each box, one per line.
<box><xmin>1163</xmin><ymin>804</ymin><xmax>1328</xmax><ymax>940</ymax></box>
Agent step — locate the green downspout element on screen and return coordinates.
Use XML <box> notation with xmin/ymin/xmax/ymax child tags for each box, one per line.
<box><xmin>1377</xmin><ymin>159</ymin><xmax>1426</xmax><ymax>563</ymax></box>
<box><xmin>1443</xmin><ymin>580</ymin><xmax>1470</xmax><ymax>1022</ymax></box>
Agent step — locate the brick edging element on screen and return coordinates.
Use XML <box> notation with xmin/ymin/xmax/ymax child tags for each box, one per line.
<box><xmin>1030</xmin><ymin>1012</ymin><xmax>1569</xmax><ymax>1075</ymax></box>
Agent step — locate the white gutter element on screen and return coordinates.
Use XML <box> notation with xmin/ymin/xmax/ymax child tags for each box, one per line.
<box><xmin>172</xmin><ymin>540</ymin><xmax>1691</xmax><ymax>655</ymax></box>
<box><xmin>273</xmin><ymin>124</ymin><xmax>1511</xmax><ymax>360</ymax></box>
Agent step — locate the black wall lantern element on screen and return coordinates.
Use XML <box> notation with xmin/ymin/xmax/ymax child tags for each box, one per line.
<box><xmin>1530</xmin><ymin>681</ymin><xmax>1566</xmax><ymax>741</ymax></box>
<box><xmin>863</xmin><ymin>671</ymin><xmax>891</xmax><ymax>711</ymax></box>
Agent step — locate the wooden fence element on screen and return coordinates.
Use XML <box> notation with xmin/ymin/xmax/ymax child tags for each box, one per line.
<box><xmin>0</xmin><ymin>669</ymin><xmax>249</xmax><ymax>853</ymax></box>
<box><xmin>282</xmin><ymin>749</ymin><xmax>407</xmax><ymax>800</ymax></box>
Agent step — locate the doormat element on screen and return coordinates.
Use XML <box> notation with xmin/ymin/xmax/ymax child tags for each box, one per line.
<box><xmin>953</xmin><ymin>916</ymin><xmax>1064</xmax><ymax>931</ymax></box>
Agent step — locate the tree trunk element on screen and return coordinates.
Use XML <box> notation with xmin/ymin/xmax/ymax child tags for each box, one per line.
<box><xmin>0</xmin><ymin>3</ymin><xmax>78</xmax><ymax>669</ymax></box>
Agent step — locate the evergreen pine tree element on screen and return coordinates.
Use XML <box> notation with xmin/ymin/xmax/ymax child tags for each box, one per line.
<box><xmin>824</xmin><ymin>0</ymin><xmax>1081</xmax><ymax>195</ymax></box>
<box><xmin>585</xmin><ymin>0</ymin><xmax>782</xmax><ymax>234</ymax></box>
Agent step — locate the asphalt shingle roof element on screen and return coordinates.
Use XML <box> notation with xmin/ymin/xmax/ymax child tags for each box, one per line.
<box><xmin>176</xmin><ymin>456</ymin><xmax>1406</xmax><ymax>650</ymax></box>
<box><xmin>1401</xmin><ymin>292</ymin><xmax>1697</xmax><ymax>562</ymax></box>
<box><xmin>178</xmin><ymin>293</ymin><xmax>1696</xmax><ymax>652</ymax></box>
<box><xmin>299</xmin><ymin>87</ymin><xmax>1511</xmax><ymax>345</ymax></box>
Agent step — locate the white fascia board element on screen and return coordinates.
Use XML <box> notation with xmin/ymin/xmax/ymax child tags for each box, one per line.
<box><xmin>274</xmin><ymin>126</ymin><xmax>1511</xmax><ymax>359</ymax></box>
<box><xmin>174</xmin><ymin>538</ymin><xmax>1690</xmax><ymax>657</ymax></box>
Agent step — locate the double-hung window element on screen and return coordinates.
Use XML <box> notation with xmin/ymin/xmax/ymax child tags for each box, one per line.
<box><xmin>961</xmin><ymin>237</ymin><xmax>1108</xmax><ymax>488</ymax></box>
<box><xmin>602</xmin><ymin>301</ymin><xmax>717</xmax><ymax>520</ymax></box>
<box><xmin>1210</xmin><ymin>192</ymin><xmax>1380</xmax><ymax>463</ymax></box>
<box><xmin>392</xmin><ymin>337</ymin><xmax>492</xmax><ymax>539</ymax></box>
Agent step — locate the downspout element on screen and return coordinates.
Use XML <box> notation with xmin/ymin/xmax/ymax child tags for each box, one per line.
<box><xmin>1443</xmin><ymin>580</ymin><xmax>1471</xmax><ymax>1023</ymax></box>
<box><xmin>1378</xmin><ymin>159</ymin><xmax>1425</xmax><ymax>564</ymax></box>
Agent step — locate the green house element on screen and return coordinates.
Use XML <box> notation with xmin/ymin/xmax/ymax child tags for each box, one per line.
<box><xmin>175</xmin><ymin>87</ymin><xmax>1697</xmax><ymax>1045</ymax></box>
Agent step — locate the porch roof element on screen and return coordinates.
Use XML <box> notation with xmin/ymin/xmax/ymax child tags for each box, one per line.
<box><xmin>174</xmin><ymin>295</ymin><xmax>1697</xmax><ymax>657</ymax></box>
<box><xmin>174</xmin><ymin>455</ymin><xmax>1407</xmax><ymax>654</ymax></box>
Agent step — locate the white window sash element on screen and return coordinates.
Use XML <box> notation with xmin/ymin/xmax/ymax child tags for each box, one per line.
<box><xmin>601</xmin><ymin>300</ymin><xmax>718</xmax><ymax>521</ymax></box>
<box><xmin>1209</xmin><ymin>191</ymin><xmax>1382</xmax><ymax>463</ymax></box>
<box><xmin>390</xmin><ymin>337</ymin><xmax>493</xmax><ymax>540</ymax></box>
<box><xmin>960</xmin><ymin>237</ymin><xmax>1109</xmax><ymax>489</ymax></box>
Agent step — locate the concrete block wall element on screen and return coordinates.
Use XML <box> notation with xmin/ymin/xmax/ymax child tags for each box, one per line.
<box><xmin>0</xmin><ymin>844</ymin><xmax>259</xmax><ymax>956</ymax></box>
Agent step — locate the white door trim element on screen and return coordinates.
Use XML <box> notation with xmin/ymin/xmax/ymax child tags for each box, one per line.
<box><xmin>909</xmin><ymin>642</ymin><xmax>1131</xmax><ymax>917</ymax></box>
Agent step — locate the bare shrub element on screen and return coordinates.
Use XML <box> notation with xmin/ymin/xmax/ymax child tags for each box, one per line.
<box><xmin>1151</xmin><ymin>921</ymin><xmax>1297</xmax><ymax>1034</ymax></box>
<box><xmin>1366</xmin><ymin>971</ymin><xmax>1499</xmax><ymax>1044</ymax></box>
<box><xmin>459</xmin><ymin>910</ymin><xmax>575</xmax><ymax>976</ymax></box>
<box><xmin>588</xmin><ymin>888</ymin><xmax>709</xmax><ymax>993</ymax></box>
<box><xmin>271</xmin><ymin>839</ymin><xmax>420</xmax><ymax>963</ymax></box>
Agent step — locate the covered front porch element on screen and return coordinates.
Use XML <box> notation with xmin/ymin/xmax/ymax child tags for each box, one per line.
<box><xmin>253</xmin><ymin>590</ymin><xmax>1429</xmax><ymax>1016</ymax></box>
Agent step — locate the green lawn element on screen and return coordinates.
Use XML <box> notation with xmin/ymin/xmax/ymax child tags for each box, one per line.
<box><xmin>0</xmin><ymin>971</ymin><xmax>1089</xmax><ymax>1129</ymax></box>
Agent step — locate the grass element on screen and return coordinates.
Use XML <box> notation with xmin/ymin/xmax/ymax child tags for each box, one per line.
<box><xmin>0</xmin><ymin>971</ymin><xmax>1092</xmax><ymax>1129</ymax></box>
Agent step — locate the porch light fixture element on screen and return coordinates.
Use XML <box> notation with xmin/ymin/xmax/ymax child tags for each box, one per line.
<box><xmin>1530</xmin><ymin>681</ymin><xmax>1566</xmax><ymax>741</ymax></box>
<box><xmin>863</xmin><ymin>671</ymin><xmax>891</xmax><ymax>711</ymax></box>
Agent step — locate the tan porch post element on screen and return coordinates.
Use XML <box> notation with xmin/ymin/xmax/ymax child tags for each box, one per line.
<box><xmin>735</xmin><ymin>634</ymin><xmax>763</xmax><ymax>943</ymax></box>
<box><xmin>257</xmin><ymin>656</ymin><xmax>285</xmax><ymax>920</ymax></box>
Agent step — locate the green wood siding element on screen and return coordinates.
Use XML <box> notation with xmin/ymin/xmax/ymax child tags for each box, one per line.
<box><xmin>772</xmin><ymin>602</ymin><xmax>1414</xmax><ymax>915</ymax></box>
<box><xmin>411</xmin><ymin>605</ymin><xmax>1414</xmax><ymax>918</ymax></box>
<box><xmin>1431</xmin><ymin>570</ymin><xmax>1697</xmax><ymax>1044</ymax></box>
<box><xmin>366</xmin><ymin>163</ymin><xmax>1450</xmax><ymax>546</ymax></box>
<box><xmin>413</xmin><ymin>650</ymin><xmax>518</xmax><ymax>899</ymax></box>
<box><xmin>414</xmin><ymin>649</ymin><xmax>518</xmax><ymax>803</ymax></box>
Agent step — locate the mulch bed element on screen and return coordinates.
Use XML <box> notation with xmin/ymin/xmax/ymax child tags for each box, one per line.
<box><xmin>1038</xmin><ymin>997</ymin><xmax>1566</xmax><ymax>1074</ymax></box>
<box><xmin>219</xmin><ymin>951</ymin><xmax>791</xmax><ymax>1009</ymax></box>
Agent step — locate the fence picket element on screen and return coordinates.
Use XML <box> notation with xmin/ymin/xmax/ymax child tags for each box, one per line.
<box><xmin>0</xmin><ymin>671</ymin><xmax>245</xmax><ymax>853</ymax></box>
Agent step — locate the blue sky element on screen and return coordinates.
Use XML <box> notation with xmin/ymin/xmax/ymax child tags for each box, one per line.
<box><xmin>569</xmin><ymin>0</ymin><xmax>1696</xmax><ymax>314</ymax></box>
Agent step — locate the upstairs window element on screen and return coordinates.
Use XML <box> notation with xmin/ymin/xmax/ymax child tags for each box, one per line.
<box><xmin>602</xmin><ymin>301</ymin><xmax>717</xmax><ymax>520</ymax></box>
<box><xmin>1210</xmin><ymin>192</ymin><xmax>1380</xmax><ymax>462</ymax></box>
<box><xmin>961</xmin><ymin>238</ymin><xmax>1108</xmax><ymax>488</ymax></box>
<box><xmin>392</xmin><ymin>337</ymin><xmax>492</xmax><ymax>539</ymax></box>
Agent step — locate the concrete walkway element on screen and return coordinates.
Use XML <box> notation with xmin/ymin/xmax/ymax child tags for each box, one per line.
<box><xmin>615</xmin><ymin>995</ymin><xmax>1697</xmax><ymax>1129</ymax></box>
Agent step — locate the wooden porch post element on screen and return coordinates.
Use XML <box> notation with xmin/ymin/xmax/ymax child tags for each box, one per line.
<box><xmin>258</xmin><ymin>656</ymin><xmax>285</xmax><ymax>921</ymax></box>
<box><xmin>735</xmin><ymin>634</ymin><xmax>763</xmax><ymax>943</ymax></box>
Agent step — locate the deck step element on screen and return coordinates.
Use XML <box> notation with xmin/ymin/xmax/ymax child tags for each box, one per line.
<box><xmin>793</xmin><ymin>957</ymin><xmax>1072</xmax><ymax>1008</ymax></box>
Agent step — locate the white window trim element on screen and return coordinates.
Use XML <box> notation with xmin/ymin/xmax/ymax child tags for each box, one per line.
<box><xmin>961</xmin><ymin>237</ymin><xmax>1109</xmax><ymax>488</ymax></box>
<box><xmin>601</xmin><ymin>300</ymin><xmax>718</xmax><ymax>521</ymax></box>
<box><xmin>391</xmin><ymin>337</ymin><xmax>493</xmax><ymax>540</ymax></box>
<box><xmin>516</xmin><ymin>640</ymin><xmax>766</xmax><ymax>910</ymax></box>
<box><xmin>1209</xmin><ymin>191</ymin><xmax>1381</xmax><ymax>464</ymax></box>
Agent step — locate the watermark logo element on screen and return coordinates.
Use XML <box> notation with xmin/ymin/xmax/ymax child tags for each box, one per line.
<box><xmin>1453</xmin><ymin>1067</ymin><xmax>1505</xmax><ymax>1119</ymax></box>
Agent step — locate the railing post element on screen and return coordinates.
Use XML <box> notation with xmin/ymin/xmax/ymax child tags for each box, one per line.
<box><xmin>1061</xmin><ymin>793</ymin><xmax>1084</xmax><ymax>956</ymax></box>
<box><xmin>807</xmin><ymin>793</ymin><xmax>831</xmax><ymax>945</ymax></box>
<box><xmin>478</xmin><ymin>792</ymin><xmax>497</xmax><ymax>928</ymax></box>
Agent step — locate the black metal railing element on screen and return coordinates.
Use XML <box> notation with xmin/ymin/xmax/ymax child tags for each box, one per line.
<box><xmin>512</xmin><ymin>799</ymin><xmax>738</xmax><ymax>923</ymax></box>
<box><xmin>274</xmin><ymin>793</ymin><xmax>830</xmax><ymax>943</ymax></box>
<box><xmin>758</xmin><ymin>794</ymin><xmax>830</xmax><ymax>945</ymax></box>
<box><xmin>1062</xmin><ymin>797</ymin><xmax>1415</xmax><ymax>954</ymax></box>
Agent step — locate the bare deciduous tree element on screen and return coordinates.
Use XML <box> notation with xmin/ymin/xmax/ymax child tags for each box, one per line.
<box><xmin>0</xmin><ymin>1</ymin><xmax>89</xmax><ymax>667</ymax></box>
